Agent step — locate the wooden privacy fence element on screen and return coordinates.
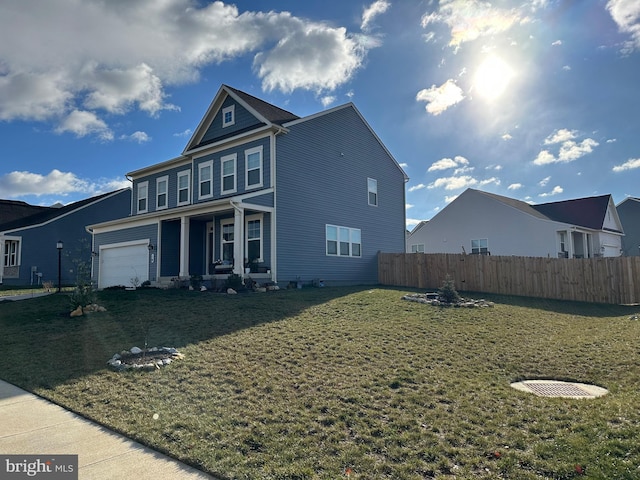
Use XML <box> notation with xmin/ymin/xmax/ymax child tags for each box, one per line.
<box><xmin>378</xmin><ymin>252</ymin><xmax>640</xmax><ymax>305</ymax></box>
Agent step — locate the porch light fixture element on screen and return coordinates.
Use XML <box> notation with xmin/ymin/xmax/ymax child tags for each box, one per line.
<box><xmin>56</xmin><ymin>240</ymin><xmax>63</xmax><ymax>293</ymax></box>
<box><xmin>148</xmin><ymin>243</ymin><xmax>155</xmax><ymax>251</ymax></box>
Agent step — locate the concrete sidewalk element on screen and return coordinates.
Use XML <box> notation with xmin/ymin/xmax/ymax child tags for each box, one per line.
<box><xmin>0</xmin><ymin>380</ymin><xmax>216</xmax><ymax>479</ymax></box>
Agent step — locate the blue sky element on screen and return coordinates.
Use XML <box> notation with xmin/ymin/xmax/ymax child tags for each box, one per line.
<box><xmin>1</xmin><ymin>0</ymin><xmax>638</xmax><ymax>228</ymax></box>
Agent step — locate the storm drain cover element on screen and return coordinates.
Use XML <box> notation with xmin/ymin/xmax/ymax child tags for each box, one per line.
<box><xmin>510</xmin><ymin>380</ymin><xmax>608</xmax><ymax>399</ymax></box>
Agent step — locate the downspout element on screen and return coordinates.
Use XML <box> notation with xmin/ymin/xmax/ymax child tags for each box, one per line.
<box><xmin>271</xmin><ymin>128</ymin><xmax>283</xmax><ymax>284</ymax></box>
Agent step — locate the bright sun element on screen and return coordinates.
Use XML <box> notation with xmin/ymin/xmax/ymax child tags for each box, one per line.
<box><xmin>474</xmin><ymin>55</ymin><xmax>514</xmax><ymax>101</ymax></box>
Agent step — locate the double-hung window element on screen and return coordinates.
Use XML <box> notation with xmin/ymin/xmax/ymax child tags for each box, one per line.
<box><xmin>156</xmin><ymin>176</ymin><xmax>168</xmax><ymax>210</ymax></box>
<box><xmin>326</xmin><ymin>225</ymin><xmax>361</xmax><ymax>257</ymax></box>
<box><xmin>177</xmin><ymin>170</ymin><xmax>191</xmax><ymax>205</ymax></box>
<box><xmin>220</xmin><ymin>219</ymin><xmax>234</xmax><ymax>264</ymax></box>
<box><xmin>199</xmin><ymin>161</ymin><xmax>213</xmax><ymax>199</ymax></box>
<box><xmin>137</xmin><ymin>181</ymin><xmax>148</xmax><ymax>213</ymax></box>
<box><xmin>246</xmin><ymin>214</ymin><xmax>263</xmax><ymax>262</ymax></box>
<box><xmin>368</xmin><ymin>178</ymin><xmax>378</xmax><ymax>206</ymax></box>
<box><xmin>411</xmin><ymin>244</ymin><xmax>425</xmax><ymax>253</ymax></box>
<box><xmin>221</xmin><ymin>154</ymin><xmax>237</xmax><ymax>194</ymax></box>
<box><xmin>245</xmin><ymin>146</ymin><xmax>263</xmax><ymax>189</ymax></box>
<box><xmin>471</xmin><ymin>238</ymin><xmax>489</xmax><ymax>255</ymax></box>
<box><xmin>222</xmin><ymin>105</ymin><xmax>235</xmax><ymax>127</ymax></box>
<box><xmin>3</xmin><ymin>239</ymin><xmax>19</xmax><ymax>267</ymax></box>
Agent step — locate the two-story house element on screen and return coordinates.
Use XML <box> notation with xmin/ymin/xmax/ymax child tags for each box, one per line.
<box><xmin>88</xmin><ymin>85</ymin><xmax>408</xmax><ymax>288</ymax></box>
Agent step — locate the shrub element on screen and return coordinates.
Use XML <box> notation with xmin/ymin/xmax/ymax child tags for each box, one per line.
<box><xmin>190</xmin><ymin>274</ymin><xmax>203</xmax><ymax>290</ymax></box>
<box><xmin>225</xmin><ymin>273</ymin><xmax>243</xmax><ymax>290</ymax></box>
<box><xmin>438</xmin><ymin>275</ymin><xmax>461</xmax><ymax>304</ymax></box>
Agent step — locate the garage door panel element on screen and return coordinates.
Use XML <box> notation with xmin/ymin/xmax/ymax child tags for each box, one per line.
<box><xmin>100</xmin><ymin>244</ymin><xmax>149</xmax><ymax>288</ymax></box>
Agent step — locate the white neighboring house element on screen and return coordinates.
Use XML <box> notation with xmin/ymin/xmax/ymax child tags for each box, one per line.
<box><xmin>407</xmin><ymin>188</ymin><xmax>624</xmax><ymax>258</ymax></box>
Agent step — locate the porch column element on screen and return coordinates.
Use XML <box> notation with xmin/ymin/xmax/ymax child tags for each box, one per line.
<box><xmin>0</xmin><ymin>236</ymin><xmax>4</xmax><ymax>284</ymax></box>
<box><xmin>179</xmin><ymin>216</ymin><xmax>190</xmax><ymax>277</ymax></box>
<box><xmin>233</xmin><ymin>205</ymin><xmax>244</xmax><ymax>275</ymax></box>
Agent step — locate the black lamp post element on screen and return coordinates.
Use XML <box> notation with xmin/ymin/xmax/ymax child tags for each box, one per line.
<box><xmin>56</xmin><ymin>240</ymin><xmax>63</xmax><ymax>292</ymax></box>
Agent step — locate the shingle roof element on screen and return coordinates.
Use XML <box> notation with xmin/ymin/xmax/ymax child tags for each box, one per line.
<box><xmin>532</xmin><ymin>195</ymin><xmax>611</xmax><ymax>230</ymax></box>
<box><xmin>0</xmin><ymin>189</ymin><xmax>128</xmax><ymax>232</ymax></box>
<box><xmin>0</xmin><ymin>200</ymin><xmax>51</xmax><ymax>225</ymax></box>
<box><xmin>224</xmin><ymin>85</ymin><xmax>299</xmax><ymax>125</ymax></box>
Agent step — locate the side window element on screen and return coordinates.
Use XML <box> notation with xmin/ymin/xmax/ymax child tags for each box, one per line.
<box><xmin>156</xmin><ymin>176</ymin><xmax>168</xmax><ymax>210</ymax></box>
<box><xmin>326</xmin><ymin>225</ymin><xmax>361</xmax><ymax>257</ymax></box>
<box><xmin>137</xmin><ymin>181</ymin><xmax>148</xmax><ymax>213</ymax></box>
<box><xmin>471</xmin><ymin>238</ymin><xmax>489</xmax><ymax>255</ymax></box>
<box><xmin>3</xmin><ymin>239</ymin><xmax>19</xmax><ymax>267</ymax></box>
<box><xmin>222</xmin><ymin>105</ymin><xmax>235</xmax><ymax>127</ymax></box>
<box><xmin>221</xmin><ymin>154</ymin><xmax>237</xmax><ymax>194</ymax></box>
<box><xmin>199</xmin><ymin>161</ymin><xmax>213</xmax><ymax>199</ymax></box>
<box><xmin>245</xmin><ymin>146</ymin><xmax>263</xmax><ymax>189</ymax></box>
<box><xmin>177</xmin><ymin>170</ymin><xmax>191</xmax><ymax>206</ymax></box>
<box><xmin>411</xmin><ymin>244</ymin><xmax>425</xmax><ymax>253</ymax></box>
<box><xmin>368</xmin><ymin>178</ymin><xmax>378</xmax><ymax>206</ymax></box>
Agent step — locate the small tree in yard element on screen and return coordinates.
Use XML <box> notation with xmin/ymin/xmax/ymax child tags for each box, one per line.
<box><xmin>438</xmin><ymin>275</ymin><xmax>461</xmax><ymax>304</ymax></box>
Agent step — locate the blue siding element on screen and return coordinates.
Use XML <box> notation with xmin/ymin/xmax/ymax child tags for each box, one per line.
<box><xmin>242</xmin><ymin>192</ymin><xmax>274</xmax><ymax>208</ymax></box>
<box><xmin>199</xmin><ymin>95</ymin><xmax>264</xmax><ymax>145</ymax></box>
<box><xmin>3</xmin><ymin>189</ymin><xmax>131</xmax><ymax>287</ymax></box>
<box><xmin>93</xmin><ymin>223</ymin><xmax>158</xmax><ymax>283</ymax></box>
<box><xmin>275</xmin><ymin>106</ymin><xmax>406</xmax><ymax>285</ymax></box>
<box><xmin>132</xmin><ymin>162</ymin><xmax>192</xmax><ymax>214</ymax></box>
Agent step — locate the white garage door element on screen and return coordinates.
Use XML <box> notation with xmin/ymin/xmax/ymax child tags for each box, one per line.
<box><xmin>99</xmin><ymin>243</ymin><xmax>149</xmax><ymax>288</ymax></box>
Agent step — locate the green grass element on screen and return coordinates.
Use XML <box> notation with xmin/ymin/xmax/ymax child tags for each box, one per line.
<box><xmin>1</xmin><ymin>287</ymin><xmax>639</xmax><ymax>479</ymax></box>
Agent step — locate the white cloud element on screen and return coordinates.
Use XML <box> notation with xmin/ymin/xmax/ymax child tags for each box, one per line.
<box><xmin>428</xmin><ymin>175</ymin><xmax>478</xmax><ymax>190</ymax></box>
<box><xmin>539</xmin><ymin>186</ymin><xmax>563</xmax><ymax>197</ymax></box>
<box><xmin>502</xmin><ymin>133</ymin><xmax>512</xmax><ymax>140</ymax></box>
<box><xmin>533</xmin><ymin>150</ymin><xmax>556</xmax><ymax>165</ymax></box>
<box><xmin>121</xmin><ymin>131</ymin><xmax>151</xmax><ymax>143</ymax></box>
<box><xmin>544</xmin><ymin>128</ymin><xmax>577</xmax><ymax>144</ymax></box>
<box><xmin>508</xmin><ymin>183</ymin><xmax>523</xmax><ymax>190</ymax></box>
<box><xmin>361</xmin><ymin>0</ymin><xmax>391</xmax><ymax>31</ymax></box>
<box><xmin>479</xmin><ymin>177</ymin><xmax>500</xmax><ymax>187</ymax></box>
<box><xmin>416</xmin><ymin>79</ymin><xmax>465</xmax><ymax>115</ymax></box>
<box><xmin>173</xmin><ymin>129</ymin><xmax>193</xmax><ymax>137</ymax></box>
<box><xmin>55</xmin><ymin>110</ymin><xmax>113</xmax><ymax>140</ymax></box>
<box><xmin>406</xmin><ymin>218</ymin><xmax>425</xmax><ymax>228</ymax></box>
<box><xmin>0</xmin><ymin>0</ymin><xmax>377</xmax><ymax>135</ymax></box>
<box><xmin>612</xmin><ymin>158</ymin><xmax>640</xmax><ymax>172</ymax></box>
<box><xmin>428</xmin><ymin>155</ymin><xmax>469</xmax><ymax>171</ymax></box>
<box><xmin>552</xmin><ymin>40</ymin><xmax>562</xmax><ymax>46</ymax></box>
<box><xmin>444</xmin><ymin>194</ymin><xmax>459</xmax><ymax>203</ymax></box>
<box><xmin>408</xmin><ymin>183</ymin><xmax>426</xmax><ymax>192</ymax></box>
<box><xmin>539</xmin><ymin>176</ymin><xmax>551</xmax><ymax>187</ymax></box>
<box><xmin>558</xmin><ymin>138</ymin><xmax>599</xmax><ymax>161</ymax></box>
<box><xmin>406</xmin><ymin>203</ymin><xmax>414</xmax><ymax>209</ymax></box>
<box><xmin>421</xmin><ymin>0</ymin><xmax>534</xmax><ymax>48</ymax></box>
<box><xmin>562</xmin><ymin>65</ymin><xmax>571</xmax><ymax>71</ymax></box>
<box><xmin>399</xmin><ymin>162</ymin><xmax>408</xmax><ymax>168</ymax></box>
<box><xmin>321</xmin><ymin>95</ymin><xmax>336</xmax><ymax>107</ymax></box>
<box><xmin>606</xmin><ymin>138</ymin><xmax>617</xmax><ymax>143</ymax></box>
<box><xmin>607</xmin><ymin>0</ymin><xmax>640</xmax><ymax>52</ymax></box>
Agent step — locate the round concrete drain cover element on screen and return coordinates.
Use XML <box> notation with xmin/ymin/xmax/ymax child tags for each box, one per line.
<box><xmin>510</xmin><ymin>380</ymin><xmax>608</xmax><ymax>399</ymax></box>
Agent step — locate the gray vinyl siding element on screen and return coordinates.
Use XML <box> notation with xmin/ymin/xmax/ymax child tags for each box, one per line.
<box><xmin>618</xmin><ymin>200</ymin><xmax>640</xmax><ymax>256</ymax></box>
<box><xmin>199</xmin><ymin>96</ymin><xmax>264</xmax><ymax>145</ymax></box>
<box><xmin>275</xmin><ymin>105</ymin><xmax>406</xmax><ymax>285</ymax></box>
<box><xmin>92</xmin><ymin>223</ymin><xmax>158</xmax><ymax>283</ymax></box>
<box><xmin>2</xmin><ymin>189</ymin><xmax>131</xmax><ymax>287</ymax></box>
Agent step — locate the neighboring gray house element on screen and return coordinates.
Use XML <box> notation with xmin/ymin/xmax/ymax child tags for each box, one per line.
<box><xmin>0</xmin><ymin>189</ymin><xmax>131</xmax><ymax>286</ymax></box>
<box><xmin>408</xmin><ymin>188</ymin><xmax>624</xmax><ymax>258</ymax></box>
<box><xmin>617</xmin><ymin>197</ymin><xmax>640</xmax><ymax>256</ymax></box>
<box><xmin>88</xmin><ymin>85</ymin><xmax>408</xmax><ymax>288</ymax></box>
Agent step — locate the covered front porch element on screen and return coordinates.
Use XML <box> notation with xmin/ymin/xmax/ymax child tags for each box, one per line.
<box><xmin>156</xmin><ymin>201</ymin><xmax>273</xmax><ymax>285</ymax></box>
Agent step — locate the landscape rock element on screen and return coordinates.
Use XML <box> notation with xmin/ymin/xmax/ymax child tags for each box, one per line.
<box><xmin>227</xmin><ymin>288</ymin><xmax>237</xmax><ymax>294</ymax></box>
<box><xmin>130</xmin><ymin>346</ymin><xmax>143</xmax><ymax>354</ymax></box>
<box><xmin>70</xmin><ymin>306</ymin><xmax>83</xmax><ymax>317</ymax></box>
<box><xmin>402</xmin><ymin>293</ymin><xmax>494</xmax><ymax>308</ymax></box>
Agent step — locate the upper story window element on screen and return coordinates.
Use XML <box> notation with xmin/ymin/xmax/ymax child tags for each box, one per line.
<box><xmin>156</xmin><ymin>176</ymin><xmax>168</xmax><ymax>210</ymax></box>
<box><xmin>199</xmin><ymin>161</ymin><xmax>213</xmax><ymax>199</ymax></box>
<box><xmin>471</xmin><ymin>238</ymin><xmax>489</xmax><ymax>255</ymax></box>
<box><xmin>368</xmin><ymin>178</ymin><xmax>378</xmax><ymax>206</ymax></box>
<box><xmin>137</xmin><ymin>181</ymin><xmax>148</xmax><ymax>213</ymax></box>
<box><xmin>221</xmin><ymin>154</ymin><xmax>237</xmax><ymax>194</ymax></box>
<box><xmin>326</xmin><ymin>225</ymin><xmax>361</xmax><ymax>257</ymax></box>
<box><xmin>177</xmin><ymin>170</ymin><xmax>191</xmax><ymax>206</ymax></box>
<box><xmin>4</xmin><ymin>239</ymin><xmax>19</xmax><ymax>267</ymax></box>
<box><xmin>245</xmin><ymin>146</ymin><xmax>263</xmax><ymax>189</ymax></box>
<box><xmin>222</xmin><ymin>105</ymin><xmax>235</xmax><ymax>128</ymax></box>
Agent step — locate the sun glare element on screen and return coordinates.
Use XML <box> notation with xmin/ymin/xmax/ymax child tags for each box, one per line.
<box><xmin>474</xmin><ymin>55</ymin><xmax>514</xmax><ymax>101</ymax></box>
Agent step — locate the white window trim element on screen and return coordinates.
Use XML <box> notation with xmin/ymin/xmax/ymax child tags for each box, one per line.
<box><xmin>245</xmin><ymin>145</ymin><xmax>263</xmax><ymax>189</ymax></box>
<box><xmin>221</xmin><ymin>153</ymin><xmax>237</xmax><ymax>195</ymax></box>
<box><xmin>222</xmin><ymin>105</ymin><xmax>235</xmax><ymax>128</ymax></box>
<box><xmin>177</xmin><ymin>169</ymin><xmax>191</xmax><ymax>206</ymax></box>
<box><xmin>245</xmin><ymin>213</ymin><xmax>264</xmax><ymax>262</ymax></box>
<box><xmin>137</xmin><ymin>181</ymin><xmax>149</xmax><ymax>214</ymax></box>
<box><xmin>411</xmin><ymin>244</ymin><xmax>425</xmax><ymax>253</ymax></box>
<box><xmin>198</xmin><ymin>160</ymin><xmax>214</xmax><ymax>200</ymax></box>
<box><xmin>471</xmin><ymin>238</ymin><xmax>489</xmax><ymax>255</ymax></box>
<box><xmin>3</xmin><ymin>237</ymin><xmax>21</xmax><ymax>267</ymax></box>
<box><xmin>368</xmin><ymin>177</ymin><xmax>378</xmax><ymax>206</ymax></box>
<box><xmin>156</xmin><ymin>175</ymin><xmax>168</xmax><ymax>210</ymax></box>
<box><xmin>220</xmin><ymin>218</ymin><xmax>234</xmax><ymax>264</ymax></box>
<box><xmin>326</xmin><ymin>224</ymin><xmax>362</xmax><ymax>258</ymax></box>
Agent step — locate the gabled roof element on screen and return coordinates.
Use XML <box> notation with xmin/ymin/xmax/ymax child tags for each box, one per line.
<box><xmin>0</xmin><ymin>199</ymin><xmax>51</xmax><ymax>225</ymax></box>
<box><xmin>0</xmin><ymin>189</ymin><xmax>130</xmax><ymax>233</ymax></box>
<box><xmin>474</xmin><ymin>190</ymin><xmax>549</xmax><ymax>220</ymax></box>
<box><xmin>532</xmin><ymin>195</ymin><xmax>613</xmax><ymax>230</ymax></box>
<box><xmin>617</xmin><ymin>196</ymin><xmax>640</xmax><ymax>208</ymax></box>
<box><xmin>183</xmin><ymin>85</ymin><xmax>299</xmax><ymax>154</ymax></box>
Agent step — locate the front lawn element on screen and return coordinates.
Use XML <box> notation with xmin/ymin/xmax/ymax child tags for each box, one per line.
<box><xmin>1</xmin><ymin>287</ymin><xmax>639</xmax><ymax>479</ymax></box>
